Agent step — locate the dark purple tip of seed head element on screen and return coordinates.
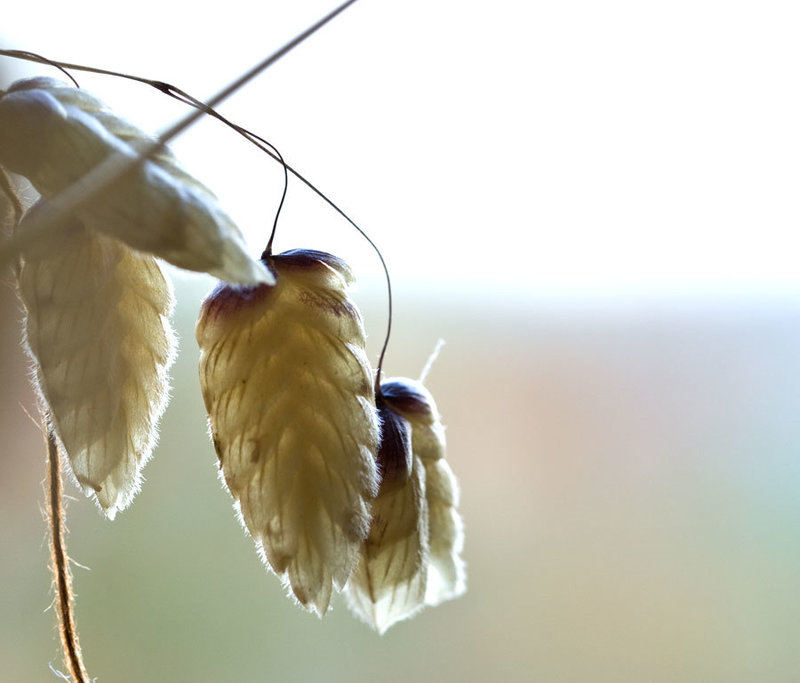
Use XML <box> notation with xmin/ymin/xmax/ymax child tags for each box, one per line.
<box><xmin>270</xmin><ymin>248</ymin><xmax>353</xmax><ymax>284</ymax></box>
<box><xmin>199</xmin><ymin>270</ymin><xmax>277</xmax><ymax>322</ymax></box>
<box><xmin>376</xmin><ymin>399</ymin><xmax>413</xmax><ymax>485</ymax></box>
<box><xmin>380</xmin><ymin>380</ymin><xmax>433</xmax><ymax>417</ymax></box>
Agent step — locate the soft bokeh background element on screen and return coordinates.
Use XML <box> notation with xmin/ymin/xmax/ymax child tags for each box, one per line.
<box><xmin>3</xmin><ymin>1</ymin><xmax>800</xmax><ymax>681</ymax></box>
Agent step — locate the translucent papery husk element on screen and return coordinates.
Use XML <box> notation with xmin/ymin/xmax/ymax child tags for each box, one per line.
<box><xmin>380</xmin><ymin>378</ymin><xmax>466</xmax><ymax>605</ymax></box>
<box><xmin>345</xmin><ymin>401</ymin><xmax>430</xmax><ymax>634</ymax></box>
<box><xmin>0</xmin><ymin>77</ymin><xmax>271</xmax><ymax>285</ymax></box>
<box><xmin>17</xmin><ymin>199</ymin><xmax>176</xmax><ymax>519</ymax></box>
<box><xmin>196</xmin><ymin>249</ymin><xmax>380</xmax><ymax>615</ymax></box>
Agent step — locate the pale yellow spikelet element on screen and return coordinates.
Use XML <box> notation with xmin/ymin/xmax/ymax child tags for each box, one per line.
<box><xmin>380</xmin><ymin>379</ymin><xmax>466</xmax><ymax>605</ymax></box>
<box><xmin>345</xmin><ymin>401</ymin><xmax>430</xmax><ymax>634</ymax></box>
<box><xmin>0</xmin><ymin>77</ymin><xmax>271</xmax><ymax>285</ymax></box>
<box><xmin>196</xmin><ymin>249</ymin><xmax>380</xmax><ymax>615</ymax></box>
<box><xmin>17</xmin><ymin>199</ymin><xmax>176</xmax><ymax>519</ymax></box>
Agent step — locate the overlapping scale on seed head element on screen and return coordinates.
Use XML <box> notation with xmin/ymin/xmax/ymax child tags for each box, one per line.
<box><xmin>196</xmin><ymin>248</ymin><xmax>379</xmax><ymax>615</ymax></box>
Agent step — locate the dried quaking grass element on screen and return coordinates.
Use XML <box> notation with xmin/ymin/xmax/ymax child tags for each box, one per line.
<box><xmin>345</xmin><ymin>399</ymin><xmax>430</xmax><ymax>633</ymax></box>
<box><xmin>380</xmin><ymin>378</ymin><xmax>466</xmax><ymax>606</ymax></box>
<box><xmin>17</xmin><ymin>199</ymin><xmax>175</xmax><ymax>518</ymax></box>
<box><xmin>0</xmin><ymin>77</ymin><xmax>271</xmax><ymax>285</ymax></box>
<box><xmin>0</xmin><ymin>28</ymin><xmax>465</xmax><ymax>643</ymax></box>
<box><xmin>197</xmin><ymin>248</ymin><xmax>379</xmax><ymax>615</ymax></box>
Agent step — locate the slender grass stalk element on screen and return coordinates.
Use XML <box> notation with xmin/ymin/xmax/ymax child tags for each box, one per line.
<box><xmin>47</xmin><ymin>430</ymin><xmax>90</xmax><ymax>683</ymax></box>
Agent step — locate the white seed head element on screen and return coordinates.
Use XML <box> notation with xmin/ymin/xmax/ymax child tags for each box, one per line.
<box><xmin>17</xmin><ymin>199</ymin><xmax>176</xmax><ymax>519</ymax></box>
<box><xmin>0</xmin><ymin>77</ymin><xmax>271</xmax><ymax>285</ymax></box>
<box><xmin>196</xmin><ymin>249</ymin><xmax>380</xmax><ymax>615</ymax></box>
<box><xmin>380</xmin><ymin>378</ymin><xmax>466</xmax><ymax>606</ymax></box>
<box><xmin>345</xmin><ymin>401</ymin><xmax>430</xmax><ymax>634</ymax></box>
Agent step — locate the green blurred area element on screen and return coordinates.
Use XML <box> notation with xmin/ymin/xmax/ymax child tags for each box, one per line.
<box><xmin>4</xmin><ymin>273</ymin><xmax>800</xmax><ymax>682</ymax></box>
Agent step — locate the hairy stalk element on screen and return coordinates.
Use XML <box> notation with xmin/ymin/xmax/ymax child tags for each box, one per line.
<box><xmin>47</xmin><ymin>430</ymin><xmax>90</xmax><ymax>683</ymax></box>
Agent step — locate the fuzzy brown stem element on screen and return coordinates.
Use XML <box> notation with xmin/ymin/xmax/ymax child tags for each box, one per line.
<box><xmin>47</xmin><ymin>430</ymin><xmax>90</xmax><ymax>683</ymax></box>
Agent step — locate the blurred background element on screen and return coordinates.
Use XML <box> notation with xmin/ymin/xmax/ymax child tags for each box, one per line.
<box><xmin>2</xmin><ymin>1</ymin><xmax>800</xmax><ymax>681</ymax></box>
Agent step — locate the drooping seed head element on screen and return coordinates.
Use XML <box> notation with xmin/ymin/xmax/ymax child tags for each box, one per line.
<box><xmin>0</xmin><ymin>78</ymin><xmax>271</xmax><ymax>286</ymax></box>
<box><xmin>380</xmin><ymin>378</ymin><xmax>466</xmax><ymax>606</ymax></box>
<box><xmin>345</xmin><ymin>399</ymin><xmax>430</xmax><ymax>633</ymax></box>
<box><xmin>196</xmin><ymin>248</ymin><xmax>380</xmax><ymax>615</ymax></box>
<box><xmin>17</xmin><ymin>199</ymin><xmax>176</xmax><ymax>518</ymax></box>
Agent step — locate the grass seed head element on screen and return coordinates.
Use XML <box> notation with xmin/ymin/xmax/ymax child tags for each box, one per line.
<box><xmin>17</xmin><ymin>199</ymin><xmax>176</xmax><ymax>518</ymax></box>
<box><xmin>345</xmin><ymin>399</ymin><xmax>430</xmax><ymax>633</ymax></box>
<box><xmin>0</xmin><ymin>78</ymin><xmax>271</xmax><ymax>285</ymax></box>
<box><xmin>196</xmin><ymin>248</ymin><xmax>380</xmax><ymax>615</ymax></box>
<box><xmin>380</xmin><ymin>378</ymin><xmax>467</xmax><ymax>606</ymax></box>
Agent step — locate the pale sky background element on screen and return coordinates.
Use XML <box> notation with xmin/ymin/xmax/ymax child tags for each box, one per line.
<box><xmin>2</xmin><ymin>0</ymin><xmax>799</xmax><ymax>304</ymax></box>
